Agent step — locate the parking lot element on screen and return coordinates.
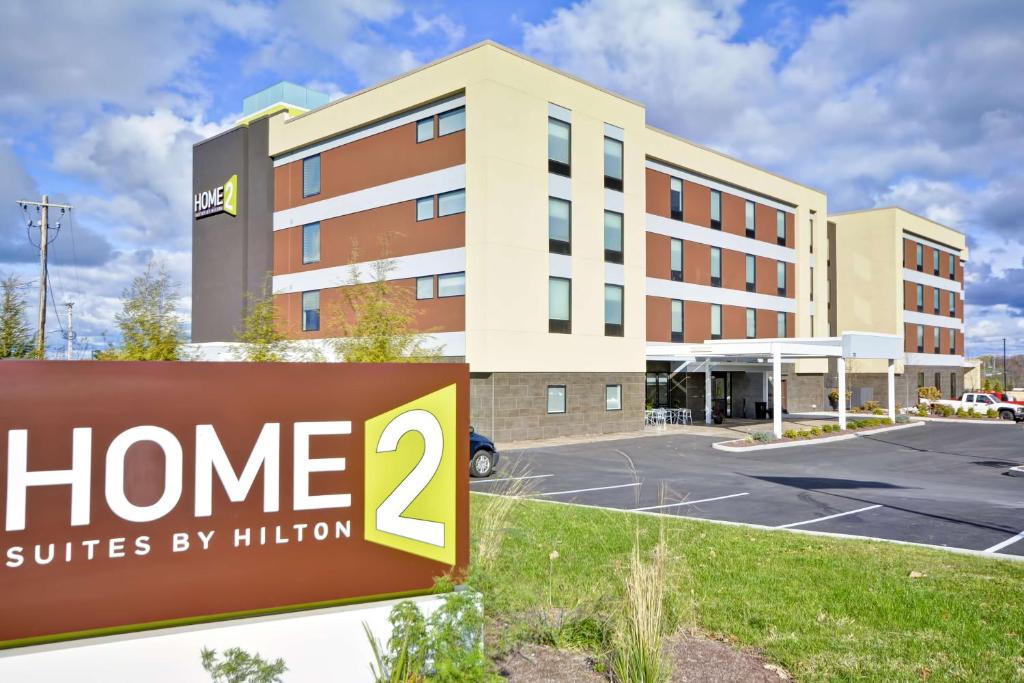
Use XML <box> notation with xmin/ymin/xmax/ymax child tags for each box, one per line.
<box><xmin>472</xmin><ymin>421</ymin><xmax>1024</xmax><ymax>559</ymax></box>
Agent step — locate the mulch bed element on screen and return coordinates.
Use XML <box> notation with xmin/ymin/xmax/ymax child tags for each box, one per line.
<box><xmin>494</xmin><ymin>629</ymin><xmax>791</xmax><ymax>682</ymax></box>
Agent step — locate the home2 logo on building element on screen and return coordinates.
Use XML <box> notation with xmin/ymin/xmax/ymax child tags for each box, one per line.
<box><xmin>194</xmin><ymin>174</ymin><xmax>238</xmax><ymax>219</ymax></box>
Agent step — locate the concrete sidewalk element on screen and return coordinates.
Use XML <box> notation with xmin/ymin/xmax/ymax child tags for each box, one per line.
<box><xmin>496</xmin><ymin>414</ymin><xmax>842</xmax><ymax>451</ymax></box>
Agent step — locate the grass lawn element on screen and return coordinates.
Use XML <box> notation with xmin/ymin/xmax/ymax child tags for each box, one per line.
<box><xmin>469</xmin><ymin>494</ymin><xmax>1024</xmax><ymax>682</ymax></box>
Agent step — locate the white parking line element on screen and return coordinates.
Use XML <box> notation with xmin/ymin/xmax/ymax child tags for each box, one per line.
<box><xmin>470</xmin><ymin>474</ymin><xmax>553</xmax><ymax>485</ymax></box>
<box><xmin>533</xmin><ymin>482</ymin><xmax>641</xmax><ymax>497</ymax></box>
<box><xmin>633</xmin><ymin>492</ymin><xmax>749</xmax><ymax>512</ymax></box>
<box><xmin>984</xmin><ymin>529</ymin><xmax>1024</xmax><ymax>554</ymax></box>
<box><xmin>776</xmin><ymin>504</ymin><xmax>882</xmax><ymax>529</ymax></box>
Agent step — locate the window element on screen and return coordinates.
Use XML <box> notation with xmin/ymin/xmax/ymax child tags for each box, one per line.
<box><xmin>935</xmin><ymin>372</ymin><xmax>942</xmax><ymax>391</ymax></box>
<box><xmin>950</xmin><ymin>373</ymin><xmax>957</xmax><ymax>398</ymax></box>
<box><xmin>549</xmin><ymin>277</ymin><xmax>571</xmax><ymax>334</ymax></box>
<box><xmin>933</xmin><ymin>288</ymin><xmax>940</xmax><ymax>314</ymax></box>
<box><xmin>809</xmin><ymin>217</ymin><xmax>814</xmax><ymax>253</ymax></box>
<box><xmin>438</xmin><ymin>107</ymin><xmax>465</xmax><ymax>136</ymax></box>
<box><xmin>604</xmin><ymin>211</ymin><xmax>623</xmax><ymax>263</ymax></box>
<box><xmin>710</xmin><ymin>190</ymin><xmax>722</xmax><ymax>230</ymax></box>
<box><xmin>606</xmin><ymin>384</ymin><xmax>622</xmax><ymax>411</ymax></box>
<box><xmin>548</xmin><ymin>118</ymin><xmax>571</xmax><ymax>176</ymax></box>
<box><xmin>745</xmin><ymin>254</ymin><xmax>756</xmax><ymax>292</ymax></box>
<box><xmin>950</xmin><ymin>331</ymin><xmax>956</xmax><ymax>355</ymax></box>
<box><xmin>438</xmin><ymin>189</ymin><xmax>465</xmax><ymax>216</ymax></box>
<box><xmin>916</xmin><ymin>325</ymin><xmax>924</xmax><ymax>352</ymax></box>
<box><xmin>949</xmin><ymin>291</ymin><xmax>956</xmax><ymax>317</ymax></box>
<box><xmin>948</xmin><ymin>253</ymin><xmax>955</xmax><ymax>279</ymax></box>
<box><xmin>302</xmin><ymin>222</ymin><xmax>320</xmax><ymax>264</ymax></box>
<box><xmin>670</xmin><ymin>239</ymin><xmax>683</xmax><ymax>281</ymax></box>
<box><xmin>416</xmin><ymin>196</ymin><xmax>434</xmax><ymax>221</ymax></box>
<box><xmin>933</xmin><ymin>250</ymin><xmax>940</xmax><ymax>275</ymax></box>
<box><xmin>302</xmin><ymin>155</ymin><xmax>321</xmax><ymax>197</ymax></box>
<box><xmin>916</xmin><ymin>243</ymin><xmax>923</xmax><ymax>271</ymax></box>
<box><xmin>777</xmin><ymin>261</ymin><xmax>786</xmax><ymax>296</ymax></box>
<box><xmin>549</xmin><ymin>197</ymin><xmax>571</xmax><ymax>254</ymax></box>
<box><xmin>710</xmin><ymin>304</ymin><xmax>722</xmax><ymax>339</ymax></box>
<box><xmin>710</xmin><ymin>247</ymin><xmax>722</xmax><ymax>287</ymax></box>
<box><xmin>670</xmin><ymin>178</ymin><xmax>683</xmax><ymax>220</ymax></box>
<box><xmin>810</xmin><ymin>266</ymin><xmax>815</xmax><ymax>301</ymax></box>
<box><xmin>604</xmin><ymin>136</ymin><xmax>623</xmax><ymax>191</ymax></box>
<box><xmin>776</xmin><ymin>210</ymin><xmax>786</xmax><ymax>245</ymax></box>
<box><xmin>745</xmin><ymin>200</ymin><xmax>755</xmax><ymax>238</ymax></box>
<box><xmin>916</xmin><ymin>284</ymin><xmax>924</xmax><ymax>312</ymax></box>
<box><xmin>438</xmin><ymin>272</ymin><xmax>465</xmax><ymax>297</ymax></box>
<box><xmin>777</xmin><ymin>312</ymin><xmax>787</xmax><ymax>337</ymax></box>
<box><xmin>934</xmin><ymin>327</ymin><xmax>940</xmax><ymax>353</ymax></box>
<box><xmin>671</xmin><ymin>300</ymin><xmax>683</xmax><ymax>342</ymax></box>
<box><xmin>416</xmin><ymin>276</ymin><xmax>434</xmax><ymax>300</ymax></box>
<box><xmin>746</xmin><ymin>308</ymin><xmax>756</xmax><ymax>339</ymax></box>
<box><xmin>917</xmin><ymin>372</ymin><xmax>925</xmax><ymax>389</ymax></box>
<box><xmin>301</xmin><ymin>290</ymin><xmax>320</xmax><ymax>332</ymax></box>
<box><xmin>604</xmin><ymin>284</ymin><xmax>624</xmax><ymax>337</ymax></box>
<box><xmin>416</xmin><ymin>117</ymin><xmax>434</xmax><ymax>142</ymax></box>
<box><xmin>547</xmin><ymin>385</ymin><xmax>566</xmax><ymax>414</ymax></box>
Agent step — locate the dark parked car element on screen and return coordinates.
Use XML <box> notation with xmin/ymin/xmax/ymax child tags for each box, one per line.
<box><xmin>469</xmin><ymin>426</ymin><xmax>498</xmax><ymax>477</ymax></box>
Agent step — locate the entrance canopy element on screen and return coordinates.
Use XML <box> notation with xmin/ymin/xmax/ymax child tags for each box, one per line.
<box><xmin>646</xmin><ymin>332</ymin><xmax>903</xmax><ymax>438</ymax></box>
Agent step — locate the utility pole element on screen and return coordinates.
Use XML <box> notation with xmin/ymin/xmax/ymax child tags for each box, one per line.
<box><xmin>16</xmin><ymin>194</ymin><xmax>72</xmax><ymax>359</ymax></box>
<box><xmin>65</xmin><ymin>302</ymin><xmax>74</xmax><ymax>360</ymax></box>
<box><xmin>1003</xmin><ymin>338</ymin><xmax>1008</xmax><ymax>390</ymax></box>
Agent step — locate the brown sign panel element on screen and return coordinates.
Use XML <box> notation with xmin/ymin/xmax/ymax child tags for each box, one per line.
<box><xmin>0</xmin><ymin>361</ymin><xmax>469</xmax><ymax>647</ymax></box>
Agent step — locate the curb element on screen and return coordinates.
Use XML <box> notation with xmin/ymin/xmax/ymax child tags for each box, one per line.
<box><xmin>910</xmin><ymin>416</ymin><xmax>1020</xmax><ymax>425</ymax></box>
<box><xmin>711</xmin><ymin>420</ymin><xmax>922</xmax><ymax>452</ymax></box>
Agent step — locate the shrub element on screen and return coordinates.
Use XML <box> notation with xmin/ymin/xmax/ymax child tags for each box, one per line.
<box><xmin>987</xmin><ymin>408</ymin><xmax>998</xmax><ymax>419</ymax></box>
<box><xmin>201</xmin><ymin>647</ymin><xmax>286</xmax><ymax>683</ymax></box>
<box><xmin>917</xmin><ymin>404</ymin><xmax>929</xmax><ymax>417</ymax></box>
<box><xmin>942</xmin><ymin>405</ymin><xmax>954</xmax><ymax>417</ymax></box>
<box><xmin>956</xmin><ymin>407</ymin><xmax>968</xmax><ymax>418</ymax></box>
<box><xmin>610</xmin><ymin>534</ymin><xmax>673</xmax><ymax>683</ymax></box>
<box><xmin>862</xmin><ymin>400</ymin><xmax>881</xmax><ymax>412</ymax></box>
<box><xmin>809</xmin><ymin>427</ymin><xmax>822</xmax><ymax>437</ymax></box>
<box><xmin>366</xmin><ymin>590</ymin><xmax>493</xmax><ymax>682</ymax></box>
<box><xmin>895</xmin><ymin>414</ymin><xmax>910</xmax><ymax>424</ymax></box>
<box><xmin>783</xmin><ymin>429</ymin><xmax>797</xmax><ymax>439</ymax></box>
<box><xmin>797</xmin><ymin>429</ymin><xmax>811</xmax><ymax>439</ymax></box>
<box><xmin>918</xmin><ymin>386</ymin><xmax>941</xmax><ymax>401</ymax></box>
<box><xmin>871</xmin><ymin>407</ymin><xmax>886</xmax><ymax>415</ymax></box>
<box><xmin>751</xmin><ymin>431</ymin><xmax>776</xmax><ymax>443</ymax></box>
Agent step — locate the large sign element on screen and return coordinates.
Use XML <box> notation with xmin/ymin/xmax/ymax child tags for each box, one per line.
<box><xmin>0</xmin><ymin>361</ymin><xmax>468</xmax><ymax>648</ymax></box>
<box><xmin>194</xmin><ymin>174</ymin><xmax>238</xmax><ymax>219</ymax></box>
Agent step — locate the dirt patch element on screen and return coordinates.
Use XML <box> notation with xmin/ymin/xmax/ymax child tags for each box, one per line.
<box><xmin>493</xmin><ymin>630</ymin><xmax>791</xmax><ymax>682</ymax></box>
<box><xmin>496</xmin><ymin>643</ymin><xmax>607</xmax><ymax>682</ymax></box>
<box><xmin>664</xmin><ymin>631</ymin><xmax>791</xmax><ymax>682</ymax></box>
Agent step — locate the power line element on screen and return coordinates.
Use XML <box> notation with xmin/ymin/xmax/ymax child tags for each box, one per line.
<box><xmin>16</xmin><ymin>194</ymin><xmax>73</xmax><ymax>358</ymax></box>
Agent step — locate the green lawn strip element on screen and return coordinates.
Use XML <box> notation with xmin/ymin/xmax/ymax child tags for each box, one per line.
<box><xmin>469</xmin><ymin>495</ymin><xmax>1024</xmax><ymax>682</ymax></box>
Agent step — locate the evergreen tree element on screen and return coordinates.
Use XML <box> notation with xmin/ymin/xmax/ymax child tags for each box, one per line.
<box><xmin>0</xmin><ymin>275</ymin><xmax>35</xmax><ymax>359</ymax></box>
<box><xmin>97</xmin><ymin>261</ymin><xmax>184</xmax><ymax>360</ymax></box>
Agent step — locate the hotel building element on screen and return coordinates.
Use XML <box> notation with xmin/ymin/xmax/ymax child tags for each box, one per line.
<box><xmin>828</xmin><ymin>208</ymin><xmax>968</xmax><ymax>404</ymax></box>
<box><xmin>191</xmin><ymin>41</ymin><xmax>964</xmax><ymax>441</ymax></box>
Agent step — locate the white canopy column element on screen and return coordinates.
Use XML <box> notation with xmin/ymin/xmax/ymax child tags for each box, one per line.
<box><xmin>837</xmin><ymin>355</ymin><xmax>847</xmax><ymax>430</ymax></box>
<box><xmin>704</xmin><ymin>363</ymin><xmax>713</xmax><ymax>425</ymax></box>
<box><xmin>772</xmin><ymin>346</ymin><xmax>782</xmax><ymax>438</ymax></box>
<box><xmin>887</xmin><ymin>359</ymin><xmax>896</xmax><ymax>423</ymax></box>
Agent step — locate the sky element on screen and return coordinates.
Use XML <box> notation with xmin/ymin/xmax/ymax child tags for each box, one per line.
<box><xmin>1</xmin><ymin>0</ymin><xmax>1022</xmax><ymax>357</ymax></box>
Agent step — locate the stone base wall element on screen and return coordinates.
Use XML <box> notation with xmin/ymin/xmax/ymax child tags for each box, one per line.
<box><xmin>470</xmin><ymin>372</ymin><xmax>645</xmax><ymax>443</ymax></box>
<box><xmin>784</xmin><ymin>373</ymin><xmax>827</xmax><ymax>413</ymax></box>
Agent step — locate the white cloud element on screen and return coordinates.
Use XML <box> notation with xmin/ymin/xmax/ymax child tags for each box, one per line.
<box><xmin>412</xmin><ymin>12</ymin><xmax>467</xmax><ymax>50</ymax></box>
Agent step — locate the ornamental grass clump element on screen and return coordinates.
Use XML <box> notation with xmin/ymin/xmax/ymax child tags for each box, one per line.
<box><xmin>610</xmin><ymin>533</ymin><xmax>672</xmax><ymax>683</ymax></box>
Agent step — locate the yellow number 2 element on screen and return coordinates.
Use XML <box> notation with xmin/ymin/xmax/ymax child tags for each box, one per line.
<box><xmin>364</xmin><ymin>384</ymin><xmax>456</xmax><ymax>565</ymax></box>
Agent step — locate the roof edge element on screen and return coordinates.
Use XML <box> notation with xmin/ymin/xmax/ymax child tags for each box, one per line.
<box><xmin>828</xmin><ymin>206</ymin><xmax>965</xmax><ymax>237</ymax></box>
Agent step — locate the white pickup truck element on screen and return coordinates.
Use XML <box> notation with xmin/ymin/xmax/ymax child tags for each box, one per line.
<box><xmin>930</xmin><ymin>392</ymin><xmax>1024</xmax><ymax>421</ymax></box>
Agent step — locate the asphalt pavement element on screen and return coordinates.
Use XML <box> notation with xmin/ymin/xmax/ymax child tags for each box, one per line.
<box><xmin>472</xmin><ymin>421</ymin><xmax>1024</xmax><ymax>558</ymax></box>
